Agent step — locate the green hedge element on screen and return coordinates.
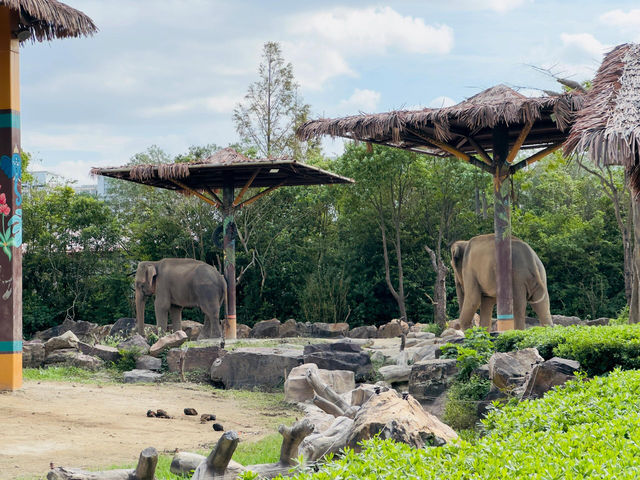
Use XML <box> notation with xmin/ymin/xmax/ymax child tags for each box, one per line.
<box><xmin>494</xmin><ymin>324</ymin><xmax>640</xmax><ymax>376</ymax></box>
<box><xmin>278</xmin><ymin>369</ymin><xmax>640</xmax><ymax>479</ymax></box>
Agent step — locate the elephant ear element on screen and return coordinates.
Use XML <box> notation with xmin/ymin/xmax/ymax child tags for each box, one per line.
<box><xmin>451</xmin><ymin>241</ymin><xmax>467</xmax><ymax>275</ymax></box>
<box><xmin>146</xmin><ymin>264</ymin><xmax>158</xmax><ymax>293</ymax></box>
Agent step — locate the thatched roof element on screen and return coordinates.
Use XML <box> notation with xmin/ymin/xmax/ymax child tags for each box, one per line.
<box><xmin>297</xmin><ymin>85</ymin><xmax>584</xmax><ymax>157</ymax></box>
<box><xmin>1</xmin><ymin>0</ymin><xmax>97</xmax><ymax>42</ymax></box>
<box><xmin>91</xmin><ymin>148</ymin><xmax>354</xmax><ymax>191</ymax></box>
<box><xmin>564</xmin><ymin>43</ymin><xmax>640</xmax><ymax>193</ymax></box>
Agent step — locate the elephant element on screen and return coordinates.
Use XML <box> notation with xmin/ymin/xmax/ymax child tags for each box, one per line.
<box><xmin>450</xmin><ymin>234</ymin><xmax>553</xmax><ymax>330</ymax></box>
<box><xmin>134</xmin><ymin>258</ymin><xmax>227</xmax><ymax>339</ymax></box>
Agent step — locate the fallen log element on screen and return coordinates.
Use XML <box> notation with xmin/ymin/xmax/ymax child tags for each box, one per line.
<box><xmin>191</xmin><ymin>431</ymin><xmax>244</xmax><ymax>479</ymax></box>
<box><xmin>47</xmin><ymin>447</ymin><xmax>158</xmax><ymax>480</ymax></box>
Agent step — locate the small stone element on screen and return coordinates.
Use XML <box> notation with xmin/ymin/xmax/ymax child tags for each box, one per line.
<box><xmin>184</xmin><ymin>408</ymin><xmax>198</xmax><ymax>416</ymax></box>
<box><xmin>213</xmin><ymin>423</ymin><xmax>224</xmax><ymax>431</ymax></box>
<box><xmin>200</xmin><ymin>413</ymin><xmax>216</xmax><ymax>422</ymax></box>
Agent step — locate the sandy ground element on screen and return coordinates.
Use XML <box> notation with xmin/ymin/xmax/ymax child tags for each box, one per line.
<box><xmin>0</xmin><ymin>380</ymin><xmax>292</xmax><ymax>479</ymax></box>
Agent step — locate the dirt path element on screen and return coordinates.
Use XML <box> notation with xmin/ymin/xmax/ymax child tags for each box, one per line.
<box><xmin>0</xmin><ymin>380</ymin><xmax>292</xmax><ymax>479</ymax></box>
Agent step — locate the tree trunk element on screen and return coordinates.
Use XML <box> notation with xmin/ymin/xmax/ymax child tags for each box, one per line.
<box><xmin>377</xmin><ymin>206</ymin><xmax>406</xmax><ymax>321</ymax></box>
<box><xmin>425</xmin><ymin>243</ymin><xmax>448</xmax><ymax>328</ymax></box>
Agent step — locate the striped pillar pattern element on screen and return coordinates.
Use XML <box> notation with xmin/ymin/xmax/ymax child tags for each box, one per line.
<box><xmin>0</xmin><ymin>6</ymin><xmax>22</xmax><ymax>390</ymax></box>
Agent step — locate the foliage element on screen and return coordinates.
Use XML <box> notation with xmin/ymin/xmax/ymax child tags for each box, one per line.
<box><xmin>233</xmin><ymin>433</ymin><xmax>282</xmax><ymax>466</ymax></box>
<box><xmin>421</xmin><ymin>323</ymin><xmax>444</xmax><ymax>336</ymax></box>
<box><xmin>441</xmin><ymin>327</ymin><xmax>495</xmax><ymax>380</ymax></box>
<box><xmin>495</xmin><ymin>324</ymin><xmax>640</xmax><ymax>376</ymax></box>
<box><xmin>23</xmin><ymin>366</ymin><xmax>119</xmax><ymax>383</ymax></box>
<box><xmin>115</xmin><ymin>349</ymin><xmax>140</xmax><ymax>372</ymax></box>
<box><xmin>283</xmin><ymin>370</ymin><xmax>640</xmax><ymax>479</ymax></box>
<box><xmin>443</xmin><ymin>375</ymin><xmax>491</xmax><ymax>430</ymax></box>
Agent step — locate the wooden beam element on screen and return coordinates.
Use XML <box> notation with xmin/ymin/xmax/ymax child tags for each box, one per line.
<box><xmin>169</xmin><ymin>179</ymin><xmax>221</xmax><ymax>208</ymax></box>
<box><xmin>506</xmin><ymin>121</ymin><xmax>533</xmax><ymax>164</ymax></box>
<box><xmin>205</xmin><ymin>188</ymin><xmax>223</xmax><ymax>206</ymax></box>
<box><xmin>233</xmin><ymin>169</ymin><xmax>260</xmax><ymax>206</ymax></box>
<box><xmin>465</xmin><ymin>136</ymin><xmax>493</xmax><ymax>166</ymax></box>
<box><xmin>236</xmin><ymin>181</ymin><xmax>286</xmax><ymax>208</ymax></box>
<box><xmin>510</xmin><ymin>143</ymin><xmax>563</xmax><ymax>174</ymax></box>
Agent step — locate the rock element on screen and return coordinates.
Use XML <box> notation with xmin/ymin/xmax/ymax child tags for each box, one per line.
<box><xmin>349</xmin><ymin>325</ymin><xmax>378</xmax><ymax>339</ymax></box>
<box><xmin>279</xmin><ymin>319</ymin><xmax>299</xmax><ymax>337</ymax></box>
<box><xmin>166</xmin><ymin>345</ymin><xmax>226</xmax><ymax>374</ymax></box>
<box><xmin>109</xmin><ymin>317</ymin><xmax>138</xmax><ymax>338</ymax></box>
<box><xmin>123</xmin><ymin>369</ymin><xmax>163</xmax><ymax>383</ymax></box>
<box><xmin>210</xmin><ymin>347</ymin><xmax>303</xmax><ymax>389</ymax></box>
<box><xmin>184</xmin><ymin>408</ymin><xmax>198</xmax><ymax>416</ymax></box>
<box><xmin>33</xmin><ymin>318</ymin><xmax>109</xmax><ymax>343</ymax></box>
<box><xmin>378</xmin><ymin>365</ymin><xmax>412</xmax><ymax>384</ymax></box>
<box><xmin>200</xmin><ymin>414</ymin><xmax>216</xmax><ymax>422</ymax></box>
<box><xmin>378</xmin><ymin>319</ymin><xmax>409</xmax><ymax>338</ymax></box>
<box><xmin>488</xmin><ymin>348</ymin><xmax>544</xmax><ymax>391</ymax></box>
<box><xmin>440</xmin><ymin>328</ymin><xmax>465</xmax><ymax>339</ymax></box>
<box><xmin>585</xmin><ymin>317</ymin><xmax>610</xmax><ymax>327</ymax></box>
<box><xmin>44</xmin><ymin>349</ymin><xmax>104</xmax><ymax>370</ymax></box>
<box><xmin>149</xmin><ymin>330</ymin><xmax>188</xmax><ymax>357</ymax></box>
<box><xmin>170</xmin><ymin>452</ymin><xmax>206</xmax><ymax>476</ymax></box>
<box><xmin>250</xmin><ymin>318</ymin><xmax>281</xmax><ymax>338</ymax></box>
<box><xmin>77</xmin><ymin>342</ymin><xmax>121</xmax><ymax>364</ymax></box>
<box><xmin>473</xmin><ymin>364</ymin><xmax>490</xmax><ymax>380</ymax></box>
<box><xmin>408</xmin><ymin>359</ymin><xmax>458</xmax><ymax>417</ymax></box>
<box><xmin>180</xmin><ymin>320</ymin><xmax>203</xmax><ymax>340</ymax></box>
<box><xmin>409</xmin><ymin>323</ymin><xmax>429</xmax><ymax>333</ymax></box>
<box><xmin>44</xmin><ymin>331</ymin><xmax>80</xmax><ymax>356</ymax></box>
<box><xmin>22</xmin><ymin>340</ymin><xmax>45</xmax><ymax>368</ymax></box>
<box><xmin>236</xmin><ymin>324</ymin><xmax>251</xmax><ymax>339</ymax></box>
<box><xmin>370</xmin><ymin>350</ymin><xmax>386</xmax><ymax>364</ymax></box>
<box><xmin>136</xmin><ymin>355</ymin><xmax>162</xmax><ymax>371</ymax></box>
<box><xmin>346</xmin><ymin>390</ymin><xmax>457</xmax><ymax>450</ymax></box>
<box><xmin>284</xmin><ymin>363</ymin><xmax>355</xmax><ymax>403</ymax></box>
<box><xmin>408</xmin><ymin>331</ymin><xmax>436</xmax><ymax>340</ymax></box>
<box><xmin>303</xmin><ymin>342</ymin><xmax>372</xmax><ymax>381</ymax></box>
<box><xmin>551</xmin><ymin>315</ymin><xmax>583</xmax><ymax>327</ymax></box>
<box><xmin>213</xmin><ymin>423</ymin><xmax>224</xmax><ymax>431</ymax></box>
<box><xmin>311</xmin><ymin>322</ymin><xmax>349</xmax><ymax>338</ymax></box>
<box><xmin>117</xmin><ymin>335</ymin><xmax>150</xmax><ymax>355</ymax></box>
<box><xmin>522</xmin><ymin>357</ymin><xmax>581</xmax><ymax>400</ymax></box>
<box><xmin>411</xmin><ymin>344</ymin><xmax>440</xmax><ymax>363</ymax></box>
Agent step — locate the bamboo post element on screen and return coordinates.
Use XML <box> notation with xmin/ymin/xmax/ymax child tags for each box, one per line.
<box><xmin>493</xmin><ymin>124</ymin><xmax>514</xmax><ymax>331</ymax></box>
<box><xmin>223</xmin><ymin>184</ymin><xmax>237</xmax><ymax>339</ymax></box>
<box><xmin>0</xmin><ymin>6</ymin><xmax>22</xmax><ymax>391</ymax></box>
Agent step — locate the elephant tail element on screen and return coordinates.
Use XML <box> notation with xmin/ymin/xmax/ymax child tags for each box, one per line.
<box><xmin>527</xmin><ymin>262</ymin><xmax>547</xmax><ymax>305</ymax></box>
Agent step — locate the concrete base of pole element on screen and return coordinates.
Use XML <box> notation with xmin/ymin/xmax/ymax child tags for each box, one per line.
<box><xmin>496</xmin><ymin>318</ymin><xmax>515</xmax><ymax>331</ymax></box>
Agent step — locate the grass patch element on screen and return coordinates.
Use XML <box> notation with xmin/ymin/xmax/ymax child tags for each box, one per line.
<box><xmin>23</xmin><ymin>366</ymin><xmax>120</xmax><ymax>384</ymax></box>
<box><xmin>234</xmin><ymin>433</ymin><xmax>282</xmax><ymax>465</ymax></box>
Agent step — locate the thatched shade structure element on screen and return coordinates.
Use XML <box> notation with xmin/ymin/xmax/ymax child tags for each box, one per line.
<box><xmin>298</xmin><ymin>85</ymin><xmax>584</xmax><ymax>330</ymax></box>
<box><xmin>564</xmin><ymin>43</ymin><xmax>640</xmax><ymax>324</ymax></box>
<box><xmin>92</xmin><ymin>148</ymin><xmax>353</xmax><ymax>339</ymax></box>
<box><xmin>0</xmin><ymin>0</ymin><xmax>96</xmax><ymax>391</ymax></box>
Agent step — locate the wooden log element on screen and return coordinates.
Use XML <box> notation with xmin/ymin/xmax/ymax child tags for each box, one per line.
<box><xmin>278</xmin><ymin>419</ymin><xmax>315</xmax><ymax>466</ymax></box>
<box><xmin>208</xmin><ymin>431</ymin><xmax>240</xmax><ymax>475</ymax></box>
<box><xmin>305</xmin><ymin>369</ymin><xmax>350</xmax><ymax>413</ymax></box>
<box><xmin>312</xmin><ymin>393</ymin><xmax>345</xmax><ymax>417</ymax></box>
<box><xmin>299</xmin><ymin>416</ymin><xmax>354</xmax><ymax>462</ymax></box>
<box><xmin>133</xmin><ymin>447</ymin><xmax>158</xmax><ymax>480</ymax></box>
<box><xmin>47</xmin><ymin>447</ymin><xmax>158</xmax><ymax>480</ymax></box>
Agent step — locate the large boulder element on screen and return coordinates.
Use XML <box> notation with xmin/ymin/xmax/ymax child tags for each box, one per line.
<box><xmin>44</xmin><ymin>349</ymin><xmax>104</xmax><ymax>370</ymax></box>
<box><xmin>284</xmin><ymin>363</ymin><xmax>355</xmax><ymax>403</ymax></box>
<box><xmin>250</xmin><ymin>319</ymin><xmax>281</xmax><ymax>338</ymax></box>
<box><xmin>303</xmin><ymin>342</ymin><xmax>372</xmax><ymax>381</ymax></box>
<box><xmin>551</xmin><ymin>315</ymin><xmax>583</xmax><ymax>327</ymax></box>
<box><xmin>408</xmin><ymin>358</ymin><xmax>458</xmax><ymax>417</ymax></box>
<box><xmin>117</xmin><ymin>335</ymin><xmax>150</xmax><ymax>355</ymax></box>
<box><xmin>378</xmin><ymin>365</ymin><xmax>412</xmax><ymax>384</ymax></box>
<box><xmin>123</xmin><ymin>369</ymin><xmax>163</xmax><ymax>383</ymax></box>
<box><xmin>149</xmin><ymin>330</ymin><xmax>188</xmax><ymax>357</ymax></box>
<box><xmin>311</xmin><ymin>323</ymin><xmax>349</xmax><ymax>338</ymax></box>
<box><xmin>44</xmin><ymin>331</ymin><xmax>79</xmax><ymax>356</ymax></box>
<box><xmin>109</xmin><ymin>317</ymin><xmax>137</xmax><ymax>338</ymax></box>
<box><xmin>136</xmin><ymin>355</ymin><xmax>162</xmax><ymax>371</ymax></box>
<box><xmin>236</xmin><ymin>324</ymin><xmax>251</xmax><ymax>339</ymax></box>
<box><xmin>33</xmin><ymin>318</ymin><xmax>109</xmax><ymax>343</ymax></box>
<box><xmin>348</xmin><ymin>325</ymin><xmax>378</xmax><ymax>339</ymax></box>
<box><xmin>377</xmin><ymin>319</ymin><xmax>409</xmax><ymax>338</ymax></box>
<box><xmin>170</xmin><ymin>452</ymin><xmax>206</xmax><ymax>476</ymax></box>
<box><xmin>346</xmin><ymin>390</ymin><xmax>457</xmax><ymax>449</ymax></box>
<box><xmin>78</xmin><ymin>342</ymin><xmax>121</xmax><ymax>364</ymax></box>
<box><xmin>166</xmin><ymin>345</ymin><xmax>226</xmax><ymax>373</ymax></box>
<box><xmin>411</xmin><ymin>344</ymin><xmax>440</xmax><ymax>363</ymax></box>
<box><xmin>180</xmin><ymin>320</ymin><xmax>203</xmax><ymax>340</ymax></box>
<box><xmin>488</xmin><ymin>348</ymin><xmax>544</xmax><ymax>391</ymax></box>
<box><xmin>23</xmin><ymin>340</ymin><xmax>45</xmax><ymax>368</ymax></box>
<box><xmin>522</xmin><ymin>357</ymin><xmax>581</xmax><ymax>400</ymax></box>
<box><xmin>210</xmin><ymin>347</ymin><xmax>303</xmax><ymax>389</ymax></box>
<box><xmin>278</xmin><ymin>319</ymin><xmax>299</xmax><ymax>338</ymax></box>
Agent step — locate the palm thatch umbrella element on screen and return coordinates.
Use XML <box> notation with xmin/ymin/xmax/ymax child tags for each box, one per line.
<box><xmin>298</xmin><ymin>85</ymin><xmax>584</xmax><ymax>330</ymax></box>
<box><xmin>564</xmin><ymin>43</ymin><xmax>640</xmax><ymax>323</ymax></box>
<box><xmin>0</xmin><ymin>0</ymin><xmax>96</xmax><ymax>391</ymax></box>
<box><xmin>92</xmin><ymin>148</ymin><xmax>354</xmax><ymax>339</ymax></box>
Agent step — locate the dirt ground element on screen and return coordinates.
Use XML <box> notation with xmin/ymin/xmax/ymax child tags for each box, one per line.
<box><xmin>0</xmin><ymin>380</ymin><xmax>292</xmax><ymax>479</ymax></box>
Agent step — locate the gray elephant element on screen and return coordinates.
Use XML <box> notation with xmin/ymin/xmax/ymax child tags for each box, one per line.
<box><xmin>135</xmin><ymin>258</ymin><xmax>227</xmax><ymax>339</ymax></box>
<box><xmin>450</xmin><ymin>234</ymin><xmax>553</xmax><ymax>330</ymax></box>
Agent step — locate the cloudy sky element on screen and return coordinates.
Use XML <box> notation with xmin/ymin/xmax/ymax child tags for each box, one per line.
<box><xmin>18</xmin><ymin>0</ymin><xmax>640</xmax><ymax>184</ymax></box>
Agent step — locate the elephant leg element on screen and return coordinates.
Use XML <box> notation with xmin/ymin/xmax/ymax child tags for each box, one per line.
<box><xmin>513</xmin><ymin>286</ymin><xmax>528</xmax><ymax>330</ymax></box>
<box><xmin>479</xmin><ymin>296</ymin><xmax>495</xmax><ymax>330</ymax></box>
<box><xmin>154</xmin><ymin>298</ymin><xmax>169</xmax><ymax>333</ymax></box>
<box><xmin>459</xmin><ymin>285</ymin><xmax>481</xmax><ymax>330</ymax></box>
<box><xmin>198</xmin><ymin>302</ymin><xmax>221</xmax><ymax>339</ymax></box>
<box><xmin>169</xmin><ymin>306</ymin><xmax>182</xmax><ymax>332</ymax></box>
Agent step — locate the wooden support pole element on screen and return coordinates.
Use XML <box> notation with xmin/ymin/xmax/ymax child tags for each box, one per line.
<box><xmin>466</xmin><ymin>136</ymin><xmax>493</xmax><ymax>165</ymax></box>
<box><xmin>0</xmin><ymin>7</ymin><xmax>22</xmax><ymax>391</ymax></box>
<box><xmin>236</xmin><ymin>181</ymin><xmax>286</xmax><ymax>209</ymax></box>
<box><xmin>205</xmin><ymin>187</ymin><xmax>223</xmax><ymax>207</ymax></box>
<box><xmin>223</xmin><ymin>185</ymin><xmax>237</xmax><ymax>339</ymax></box>
<box><xmin>233</xmin><ymin>169</ymin><xmax>260</xmax><ymax>206</ymax></box>
<box><xmin>506</xmin><ymin>121</ymin><xmax>533</xmax><ymax>164</ymax></box>
<box><xmin>509</xmin><ymin>143</ymin><xmax>563</xmax><ymax>174</ymax></box>
<box><xmin>169</xmin><ymin>179</ymin><xmax>221</xmax><ymax>208</ymax></box>
<box><xmin>493</xmin><ymin>124</ymin><xmax>514</xmax><ymax>331</ymax></box>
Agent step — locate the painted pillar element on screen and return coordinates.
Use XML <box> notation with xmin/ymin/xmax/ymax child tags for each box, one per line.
<box><xmin>222</xmin><ymin>185</ymin><xmax>237</xmax><ymax>339</ymax></box>
<box><xmin>493</xmin><ymin>124</ymin><xmax>514</xmax><ymax>331</ymax></box>
<box><xmin>0</xmin><ymin>7</ymin><xmax>23</xmax><ymax>390</ymax></box>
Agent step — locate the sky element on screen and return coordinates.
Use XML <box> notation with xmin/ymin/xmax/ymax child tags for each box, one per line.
<box><xmin>17</xmin><ymin>0</ymin><xmax>640</xmax><ymax>185</ymax></box>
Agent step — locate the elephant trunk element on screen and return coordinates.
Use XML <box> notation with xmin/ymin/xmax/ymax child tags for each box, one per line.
<box><xmin>135</xmin><ymin>289</ymin><xmax>146</xmax><ymax>334</ymax></box>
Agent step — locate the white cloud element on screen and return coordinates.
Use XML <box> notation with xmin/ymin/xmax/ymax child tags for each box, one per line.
<box><xmin>446</xmin><ymin>0</ymin><xmax>531</xmax><ymax>13</ymax></box>
<box><xmin>138</xmin><ymin>94</ymin><xmax>241</xmax><ymax>117</ymax></box>
<box><xmin>428</xmin><ymin>96</ymin><xmax>457</xmax><ymax>108</ymax></box>
<box><xmin>283</xmin><ymin>43</ymin><xmax>356</xmax><ymax>91</ymax></box>
<box><xmin>338</xmin><ymin>89</ymin><xmax>381</xmax><ymax>113</ymax></box>
<box><xmin>560</xmin><ymin>33</ymin><xmax>607</xmax><ymax>59</ymax></box>
<box><xmin>600</xmin><ymin>9</ymin><xmax>640</xmax><ymax>41</ymax></box>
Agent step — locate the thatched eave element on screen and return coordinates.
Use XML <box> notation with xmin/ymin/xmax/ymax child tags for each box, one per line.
<box><xmin>1</xmin><ymin>0</ymin><xmax>97</xmax><ymax>42</ymax></box>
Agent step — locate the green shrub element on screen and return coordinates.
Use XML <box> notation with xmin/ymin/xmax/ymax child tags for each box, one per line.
<box><xmin>115</xmin><ymin>349</ymin><xmax>140</xmax><ymax>371</ymax></box>
<box><xmin>283</xmin><ymin>369</ymin><xmax>640</xmax><ymax>479</ymax></box>
<box><xmin>421</xmin><ymin>323</ymin><xmax>443</xmax><ymax>336</ymax></box>
<box><xmin>495</xmin><ymin>324</ymin><xmax>640</xmax><ymax>376</ymax></box>
<box><xmin>441</xmin><ymin>327</ymin><xmax>495</xmax><ymax>380</ymax></box>
<box><xmin>443</xmin><ymin>375</ymin><xmax>491</xmax><ymax>430</ymax></box>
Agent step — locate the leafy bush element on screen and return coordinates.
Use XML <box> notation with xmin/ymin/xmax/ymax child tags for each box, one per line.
<box><xmin>443</xmin><ymin>375</ymin><xmax>490</xmax><ymax>430</ymax></box>
<box><xmin>115</xmin><ymin>349</ymin><xmax>140</xmax><ymax>372</ymax></box>
<box><xmin>421</xmin><ymin>323</ymin><xmax>443</xmax><ymax>336</ymax></box>
<box><xmin>283</xmin><ymin>369</ymin><xmax>640</xmax><ymax>479</ymax></box>
<box><xmin>441</xmin><ymin>327</ymin><xmax>495</xmax><ymax>380</ymax></box>
<box><xmin>495</xmin><ymin>324</ymin><xmax>640</xmax><ymax>376</ymax></box>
